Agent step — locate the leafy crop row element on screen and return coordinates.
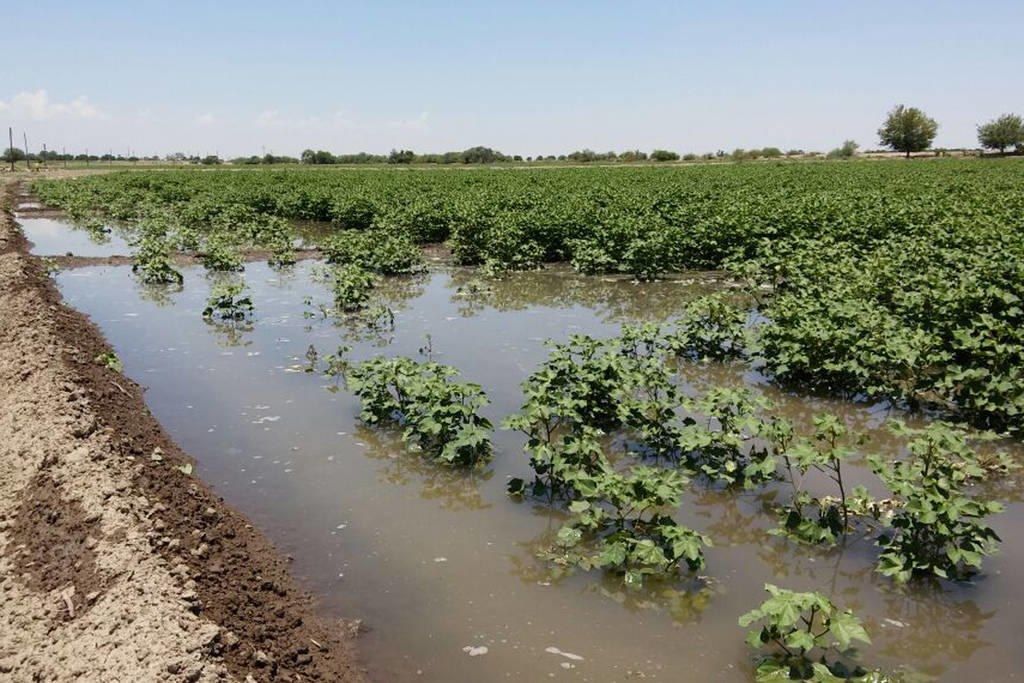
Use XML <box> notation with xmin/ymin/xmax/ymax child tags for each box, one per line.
<box><xmin>34</xmin><ymin>161</ymin><xmax>1024</xmax><ymax>432</ymax></box>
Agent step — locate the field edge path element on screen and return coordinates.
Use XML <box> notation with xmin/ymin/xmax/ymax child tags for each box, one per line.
<box><xmin>0</xmin><ymin>177</ymin><xmax>367</xmax><ymax>682</ymax></box>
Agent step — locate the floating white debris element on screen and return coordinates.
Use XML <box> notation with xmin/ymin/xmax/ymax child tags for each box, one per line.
<box><xmin>251</xmin><ymin>416</ymin><xmax>281</xmax><ymax>424</ymax></box>
<box><xmin>560</xmin><ymin>662</ymin><xmax>574</xmax><ymax>670</ymax></box>
<box><xmin>883</xmin><ymin>618</ymin><xmax>906</xmax><ymax>628</ymax></box>
<box><xmin>336</xmin><ymin>524</ymin><xmax>348</xmax><ymax>530</ymax></box>
<box><xmin>433</xmin><ymin>557</ymin><xmax>447</xmax><ymax>563</ymax></box>
<box><xmin>545</xmin><ymin>647</ymin><xmax>583</xmax><ymax>661</ymax></box>
<box><xmin>462</xmin><ymin>646</ymin><xmax>488</xmax><ymax>657</ymax></box>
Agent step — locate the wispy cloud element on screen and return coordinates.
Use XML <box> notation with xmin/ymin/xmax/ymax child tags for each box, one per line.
<box><xmin>0</xmin><ymin>89</ymin><xmax>107</xmax><ymax>120</ymax></box>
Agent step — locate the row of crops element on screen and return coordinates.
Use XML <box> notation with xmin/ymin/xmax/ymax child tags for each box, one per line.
<box><xmin>34</xmin><ymin>160</ymin><xmax>1024</xmax><ymax>434</ymax></box>
<box><xmin>32</xmin><ymin>159</ymin><xmax>1024</xmax><ymax>680</ymax></box>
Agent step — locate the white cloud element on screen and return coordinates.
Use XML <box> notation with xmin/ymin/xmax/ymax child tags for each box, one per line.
<box><xmin>195</xmin><ymin>112</ymin><xmax>216</xmax><ymax>126</ymax></box>
<box><xmin>0</xmin><ymin>90</ymin><xmax>107</xmax><ymax>120</ymax></box>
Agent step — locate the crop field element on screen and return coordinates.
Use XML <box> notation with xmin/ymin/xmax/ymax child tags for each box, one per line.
<box><xmin>34</xmin><ymin>159</ymin><xmax>1024</xmax><ymax>431</ymax></box>
<box><xmin>19</xmin><ymin>158</ymin><xmax>1024</xmax><ymax>681</ymax></box>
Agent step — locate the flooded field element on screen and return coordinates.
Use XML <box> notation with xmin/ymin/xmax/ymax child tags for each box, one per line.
<box><xmin>49</xmin><ymin>248</ymin><xmax>1024</xmax><ymax>682</ymax></box>
<box><xmin>18</xmin><ymin>215</ymin><xmax>134</xmax><ymax>257</ymax></box>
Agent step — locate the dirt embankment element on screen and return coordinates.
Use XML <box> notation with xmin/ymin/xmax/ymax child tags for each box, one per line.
<box><xmin>0</xmin><ymin>179</ymin><xmax>366</xmax><ymax>681</ymax></box>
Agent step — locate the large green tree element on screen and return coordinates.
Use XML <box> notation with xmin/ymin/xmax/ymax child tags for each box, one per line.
<box><xmin>977</xmin><ymin>114</ymin><xmax>1024</xmax><ymax>154</ymax></box>
<box><xmin>877</xmin><ymin>105</ymin><xmax>938</xmax><ymax>158</ymax></box>
<box><xmin>2</xmin><ymin>147</ymin><xmax>27</xmax><ymax>163</ymax></box>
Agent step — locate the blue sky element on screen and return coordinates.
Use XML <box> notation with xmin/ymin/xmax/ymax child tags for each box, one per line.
<box><xmin>4</xmin><ymin>1</ymin><xmax>1022</xmax><ymax>157</ymax></box>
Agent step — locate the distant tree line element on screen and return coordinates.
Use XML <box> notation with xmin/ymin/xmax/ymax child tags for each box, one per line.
<box><xmin>9</xmin><ymin>106</ymin><xmax>1021</xmax><ymax>169</ymax></box>
<box><xmin>1</xmin><ymin>148</ymin><xmax>163</xmax><ymax>163</ymax></box>
<box><xmin>232</xmin><ymin>154</ymin><xmax>301</xmax><ymax>165</ymax></box>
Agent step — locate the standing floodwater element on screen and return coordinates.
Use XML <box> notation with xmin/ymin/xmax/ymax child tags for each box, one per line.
<box><xmin>54</xmin><ymin>262</ymin><xmax>1024</xmax><ymax>682</ymax></box>
<box><xmin>18</xmin><ymin>216</ymin><xmax>134</xmax><ymax>257</ymax></box>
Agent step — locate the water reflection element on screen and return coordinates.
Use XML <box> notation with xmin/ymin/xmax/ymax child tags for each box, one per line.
<box><xmin>204</xmin><ymin>318</ymin><xmax>254</xmax><ymax>347</ymax></box>
<box><xmin>303</xmin><ymin>273</ymin><xmax>428</xmax><ymax>347</ymax></box>
<box><xmin>872</xmin><ymin>583</ymin><xmax>993</xmax><ymax>677</ymax></box>
<box><xmin>507</xmin><ymin>506</ymin><xmax>716</xmax><ymax>624</ymax></box>
<box><xmin>353</xmin><ymin>426</ymin><xmax>494</xmax><ymax>511</ymax></box>
<box><xmin>18</xmin><ymin>215</ymin><xmax>135</xmax><ymax>257</ymax></box>
<box><xmin>447</xmin><ymin>267</ymin><xmax>727</xmax><ymax>322</ymax></box>
<box><xmin>584</xmin><ymin>578</ymin><xmax>715</xmax><ymax>624</ymax></box>
<box><xmin>692</xmin><ymin>489</ymin><xmax>775</xmax><ymax>547</ymax></box>
<box><xmin>135</xmin><ymin>280</ymin><xmax>183</xmax><ymax>307</ymax></box>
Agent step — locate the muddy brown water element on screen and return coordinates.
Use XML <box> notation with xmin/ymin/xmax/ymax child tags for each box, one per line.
<box><xmin>49</xmin><ymin>253</ymin><xmax>1024</xmax><ymax>681</ymax></box>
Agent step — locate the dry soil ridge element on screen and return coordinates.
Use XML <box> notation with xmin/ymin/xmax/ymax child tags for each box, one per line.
<box><xmin>0</xmin><ymin>178</ymin><xmax>366</xmax><ymax>682</ymax></box>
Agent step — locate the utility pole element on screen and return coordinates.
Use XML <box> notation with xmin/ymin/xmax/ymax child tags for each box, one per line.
<box><xmin>86</xmin><ymin>148</ymin><xmax>89</xmax><ymax>167</ymax></box>
<box><xmin>7</xmin><ymin>128</ymin><xmax>13</xmax><ymax>171</ymax></box>
<box><xmin>42</xmin><ymin>143</ymin><xmax>47</xmax><ymax>169</ymax></box>
<box><xmin>23</xmin><ymin>132</ymin><xmax>30</xmax><ymax>171</ymax></box>
<box><xmin>63</xmin><ymin>146</ymin><xmax>67</xmax><ymax>169</ymax></box>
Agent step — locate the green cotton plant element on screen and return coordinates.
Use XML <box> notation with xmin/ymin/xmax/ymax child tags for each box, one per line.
<box><xmin>511</xmin><ymin>334</ymin><xmax>629</xmax><ymax>432</ymax></box>
<box><xmin>665</xmin><ymin>293</ymin><xmax>752</xmax><ymax>361</ymax></box>
<box><xmin>173</xmin><ymin>224</ymin><xmax>202</xmax><ymax>252</ymax></box>
<box><xmin>503</xmin><ymin>331</ymin><xmax>667</xmax><ymax>499</ymax></box>
<box><xmin>772</xmin><ymin>415</ymin><xmax>867</xmax><ymax>545</ymax></box>
<box><xmin>259</xmin><ymin>217</ymin><xmax>297</xmax><ymax>267</ymax></box>
<box><xmin>869</xmin><ymin>421</ymin><xmax>1004</xmax><ymax>583</ymax></box>
<box><xmin>131</xmin><ymin>232</ymin><xmax>183</xmax><ymax>285</ymax></box>
<box><xmin>679</xmin><ymin>387</ymin><xmax>778</xmax><ymax>488</ymax></box>
<box><xmin>199</xmin><ymin>233</ymin><xmax>245</xmax><ymax>272</ymax></box>
<box><xmin>547</xmin><ymin>466</ymin><xmax>712</xmax><ymax>588</ymax></box>
<box><xmin>739</xmin><ymin>584</ymin><xmax>872</xmax><ymax>682</ymax></box>
<box><xmin>480</xmin><ymin>220</ymin><xmax>547</xmax><ymax>274</ymax></box>
<box><xmin>504</xmin><ymin>423</ymin><xmax>610</xmax><ymax>500</ymax></box>
<box><xmin>202</xmin><ymin>282</ymin><xmax>253</xmax><ymax>321</ymax></box>
<box><xmin>322</xmin><ymin>229</ymin><xmax>424</xmax><ymax>275</ymax></box>
<box><xmin>364</xmin><ymin>304</ymin><xmax>395</xmax><ymax>331</ymax></box>
<box><xmin>322</xmin><ymin>345</ymin><xmax>352</xmax><ymax>384</ymax></box>
<box><xmin>348</xmin><ymin>356</ymin><xmax>493</xmax><ymax>467</ymax></box>
<box><xmin>569</xmin><ymin>240</ymin><xmax>618</xmax><ymax>275</ymax></box>
<box><xmin>505</xmin><ymin>328</ymin><xmax>792</xmax><ymax>496</ymax></box>
<box><xmin>327</xmin><ymin>263</ymin><xmax>376</xmax><ymax>312</ymax></box>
